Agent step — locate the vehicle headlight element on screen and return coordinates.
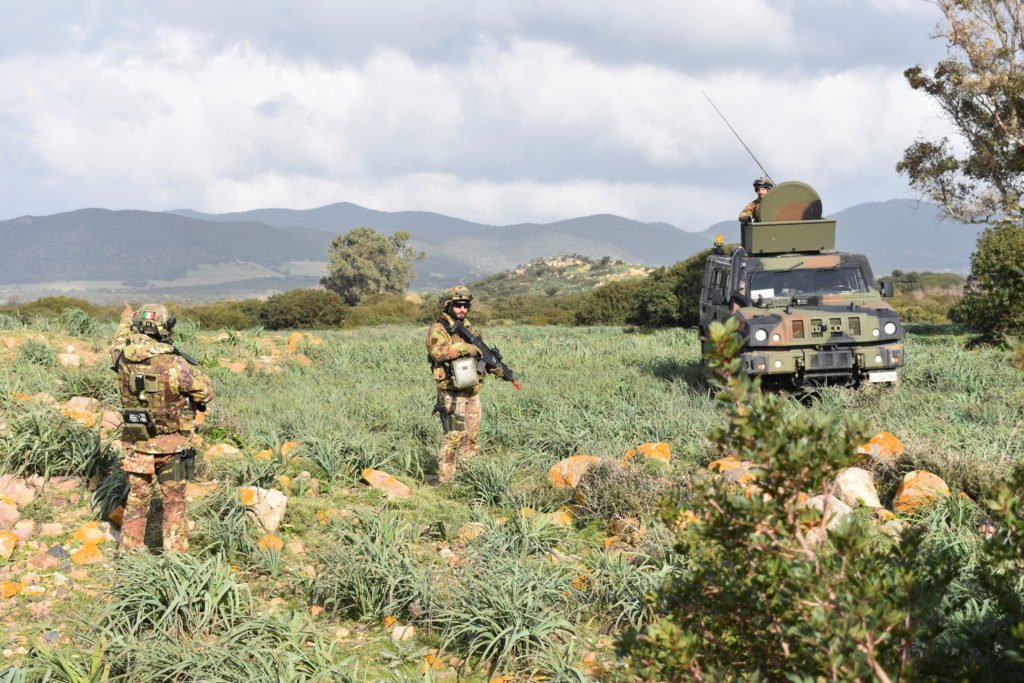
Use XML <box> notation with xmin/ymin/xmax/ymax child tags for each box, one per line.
<box><xmin>753</xmin><ymin>329</ymin><xmax>768</xmax><ymax>342</ymax></box>
<box><xmin>872</xmin><ymin>328</ymin><xmax>880</xmax><ymax>337</ymax></box>
<box><xmin>883</xmin><ymin>322</ymin><xmax>897</xmax><ymax>335</ymax></box>
<box><xmin>771</xmin><ymin>333</ymin><xmax>781</xmax><ymax>342</ymax></box>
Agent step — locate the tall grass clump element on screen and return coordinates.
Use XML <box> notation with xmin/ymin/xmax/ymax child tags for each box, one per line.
<box><xmin>16</xmin><ymin>339</ymin><xmax>56</xmax><ymax>367</ymax></box>
<box><xmin>430</xmin><ymin>557</ymin><xmax>576</xmax><ymax>676</ymax></box>
<box><xmin>189</xmin><ymin>486</ymin><xmax>260</xmax><ymax>558</ymax></box>
<box><xmin>455</xmin><ymin>455</ymin><xmax>520</xmax><ymax>507</ymax></box>
<box><xmin>582</xmin><ymin>550</ymin><xmax>672</xmax><ymax>631</ymax></box>
<box><xmin>573</xmin><ymin>458</ymin><xmax>676</xmax><ymax>526</ymax></box>
<box><xmin>310</xmin><ymin>511</ymin><xmax>428</xmax><ymax>622</ymax></box>
<box><xmin>0</xmin><ymin>313</ymin><xmax>23</xmax><ymax>330</ymax></box>
<box><xmin>470</xmin><ymin>509</ymin><xmax>565</xmax><ymax>558</ymax></box>
<box><xmin>57</xmin><ymin>307</ymin><xmax>101</xmax><ymax>337</ymax></box>
<box><xmin>0</xmin><ymin>405</ymin><xmax>106</xmax><ymax>478</ymax></box>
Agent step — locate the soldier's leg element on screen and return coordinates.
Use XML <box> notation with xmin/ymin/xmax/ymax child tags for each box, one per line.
<box><xmin>157</xmin><ymin>456</ymin><xmax>189</xmax><ymax>553</ymax></box>
<box><xmin>460</xmin><ymin>394</ymin><xmax>481</xmax><ymax>460</ymax></box>
<box><xmin>436</xmin><ymin>390</ymin><xmax>462</xmax><ymax>484</ymax></box>
<box><xmin>121</xmin><ymin>472</ymin><xmax>154</xmax><ymax>551</ymax></box>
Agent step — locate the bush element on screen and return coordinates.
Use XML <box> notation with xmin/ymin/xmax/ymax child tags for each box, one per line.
<box><xmin>175</xmin><ymin>299</ymin><xmax>263</xmax><ymax>329</ymax></box>
<box><xmin>343</xmin><ymin>293</ymin><xmax>420</xmax><ymax>327</ymax></box>
<box><xmin>951</xmin><ymin>221</ymin><xmax>1024</xmax><ymax>342</ymax></box>
<box><xmin>573</xmin><ymin>278</ymin><xmax>645</xmax><ymax>325</ymax></box>
<box><xmin>257</xmin><ymin>289</ymin><xmax>347</xmax><ymax>330</ymax></box>
<box><xmin>574</xmin><ymin>458</ymin><xmax>675</xmax><ymax>525</ymax></box>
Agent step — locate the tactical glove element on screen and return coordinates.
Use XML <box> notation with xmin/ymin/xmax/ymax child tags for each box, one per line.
<box><xmin>740</xmin><ymin>216</ymin><xmax>752</xmax><ymax>226</ymax></box>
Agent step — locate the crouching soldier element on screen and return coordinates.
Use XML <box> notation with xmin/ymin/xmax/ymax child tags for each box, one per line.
<box><xmin>426</xmin><ymin>286</ymin><xmax>503</xmax><ymax>484</ymax></box>
<box><xmin>110</xmin><ymin>303</ymin><xmax>214</xmax><ymax>553</ymax></box>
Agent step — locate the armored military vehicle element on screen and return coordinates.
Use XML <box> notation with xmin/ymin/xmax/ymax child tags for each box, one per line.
<box><xmin>699</xmin><ymin>181</ymin><xmax>904</xmax><ymax>388</ymax></box>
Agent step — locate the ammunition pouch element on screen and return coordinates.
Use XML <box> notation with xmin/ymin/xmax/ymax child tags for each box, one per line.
<box><xmin>433</xmin><ymin>398</ymin><xmax>452</xmax><ymax>433</ymax></box>
<box><xmin>122</xmin><ymin>410</ymin><xmax>156</xmax><ymax>440</ymax></box>
<box><xmin>157</xmin><ymin>448</ymin><xmax>196</xmax><ymax>484</ymax></box>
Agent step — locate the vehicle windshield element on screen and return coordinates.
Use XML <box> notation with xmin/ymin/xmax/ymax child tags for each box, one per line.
<box><xmin>748</xmin><ymin>267</ymin><xmax>868</xmax><ymax>298</ymax></box>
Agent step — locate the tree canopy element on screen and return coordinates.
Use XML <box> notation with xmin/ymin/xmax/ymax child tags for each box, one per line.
<box><xmin>320</xmin><ymin>227</ymin><xmax>424</xmax><ymax>305</ymax></box>
<box><xmin>897</xmin><ymin>0</ymin><xmax>1024</xmax><ymax>224</ymax></box>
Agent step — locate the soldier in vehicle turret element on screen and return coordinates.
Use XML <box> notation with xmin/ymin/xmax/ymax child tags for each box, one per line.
<box><xmin>739</xmin><ymin>176</ymin><xmax>775</xmax><ymax>225</ymax></box>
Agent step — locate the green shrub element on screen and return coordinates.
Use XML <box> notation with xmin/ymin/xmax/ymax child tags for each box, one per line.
<box><xmin>257</xmin><ymin>289</ymin><xmax>347</xmax><ymax>330</ymax></box>
<box><xmin>951</xmin><ymin>221</ymin><xmax>1024</xmax><ymax>341</ymax></box>
<box><xmin>574</xmin><ymin>458</ymin><xmax>675</xmax><ymax>525</ymax></box>
<box><xmin>174</xmin><ymin>299</ymin><xmax>263</xmax><ymax>329</ymax></box>
<box><xmin>573</xmin><ymin>278</ymin><xmax>644</xmax><ymax>325</ymax></box>
<box><xmin>344</xmin><ymin>293</ymin><xmax>420</xmax><ymax>326</ymax></box>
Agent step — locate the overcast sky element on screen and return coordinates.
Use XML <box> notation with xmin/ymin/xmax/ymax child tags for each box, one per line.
<box><xmin>0</xmin><ymin>0</ymin><xmax>954</xmax><ymax>231</ymax></box>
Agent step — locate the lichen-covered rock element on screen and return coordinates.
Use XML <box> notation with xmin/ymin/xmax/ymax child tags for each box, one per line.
<box><xmin>834</xmin><ymin>467</ymin><xmax>882</xmax><ymax>509</ymax></box>
<box><xmin>362</xmin><ymin>469</ymin><xmax>412</xmax><ymax>500</ymax></box>
<box><xmin>624</xmin><ymin>442</ymin><xmax>671</xmax><ymax>463</ymax></box>
<box><xmin>547</xmin><ymin>455</ymin><xmax>602</xmax><ymax>489</ymax></box>
<box><xmin>205</xmin><ymin>443</ymin><xmax>241</xmax><ymax>459</ymax></box>
<box><xmin>239</xmin><ymin>487</ymin><xmax>288</xmax><ymax>532</ymax></box>
<box><xmin>0</xmin><ymin>501</ymin><xmax>20</xmax><ymax>530</ymax></box>
<box><xmin>256</xmin><ymin>534</ymin><xmax>284</xmax><ymax>552</ymax></box>
<box><xmin>72</xmin><ymin>522</ymin><xmax>108</xmax><ymax>545</ymax></box>
<box><xmin>799</xmin><ymin>495</ymin><xmax>854</xmax><ymax>531</ymax></box>
<box><xmin>71</xmin><ymin>544</ymin><xmax>103</xmax><ymax>565</ymax></box>
<box><xmin>893</xmin><ymin>470</ymin><xmax>950</xmax><ymax>513</ymax></box>
<box><xmin>61</xmin><ymin>397</ymin><xmax>100</xmax><ymax>428</ymax></box>
<box><xmin>0</xmin><ymin>531</ymin><xmax>18</xmax><ymax>560</ymax></box>
<box><xmin>0</xmin><ymin>475</ymin><xmax>36</xmax><ymax>507</ymax></box>
<box><xmin>855</xmin><ymin>431</ymin><xmax>904</xmax><ymax>465</ymax></box>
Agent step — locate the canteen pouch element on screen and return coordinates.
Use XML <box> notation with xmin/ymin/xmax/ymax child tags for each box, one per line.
<box><xmin>450</xmin><ymin>356</ymin><xmax>479</xmax><ymax>390</ymax></box>
<box><xmin>122</xmin><ymin>409</ymin><xmax>156</xmax><ymax>440</ymax></box>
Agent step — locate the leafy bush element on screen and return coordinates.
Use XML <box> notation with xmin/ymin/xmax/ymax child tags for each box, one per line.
<box><xmin>174</xmin><ymin>299</ymin><xmax>263</xmax><ymax>329</ymax></box>
<box><xmin>257</xmin><ymin>289</ymin><xmax>347</xmax><ymax>330</ymax></box>
<box><xmin>951</xmin><ymin>221</ymin><xmax>1024</xmax><ymax>341</ymax></box>
<box><xmin>573</xmin><ymin>278</ymin><xmax>645</xmax><ymax>325</ymax></box>
<box><xmin>573</xmin><ymin>458</ymin><xmax>675</xmax><ymax>525</ymax></box>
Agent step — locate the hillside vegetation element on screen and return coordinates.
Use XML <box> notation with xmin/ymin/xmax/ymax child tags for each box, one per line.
<box><xmin>0</xmin><ymin>307</ymin><xmax>1020</xmax><ymax>680</ymax></box>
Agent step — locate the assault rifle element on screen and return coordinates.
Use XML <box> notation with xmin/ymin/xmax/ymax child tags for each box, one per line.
<box><xmin>452</xmin><ymin>319</ymin><xmax>522</xmax><ymax>390</ymax></box>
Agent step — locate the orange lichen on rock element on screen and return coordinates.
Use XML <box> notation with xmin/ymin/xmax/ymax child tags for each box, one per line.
<box><xmin>0</xmin><ymin>580</ymin><xmax>20</xmax><ymax>599</ymax></box>
<box><xmin>239</xmin><ymin>487</ymin><xmax>258</xmax><ymax>506</ymax></box>
<box><xmin>624</xmin><ymin>442</ymin><xmax>671</xmax><ymax>463</ymax></box>
<box><xmin>72</xmin><ymin>522</ymin><xmax>108</xmax><ymax>545</ymax></box>
<box><xmin>71</xmin><ymin>543</ymin><xmax>103</xmax><ymax>565</ymax></box>
<box><xmin>856</xmin><ymin>431</ymin><xmax>904</xmax><ymax>464</ymax></box>
<box><xmin>362</xmin><ymin>469</ymin><xmax>413</xmax><ymax>499</ymax></box>
<box><xmin>893</xmin><ymin>470</ymin><xmax>950</xmax><ymax>513</ymax></box>
<box><xmin>256</xmin><ymin>534</ymin><xmax>284</xmax><ymax>552</ymax></box>
<box><xmin>707</xmin><ymin>456</ymin><xmax>743</xmax><ymax>473</ymax></box>
<box><xmin>0</xmin><ymin>531</ymin><xmax>19</xmax><ymax>560</ymax></box>
<box><xmin>547</xmin><ymin>455</ymin><xmax>602</xmax><ymax>489</ymax></box>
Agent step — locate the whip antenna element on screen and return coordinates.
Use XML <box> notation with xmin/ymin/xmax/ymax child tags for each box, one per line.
<box><xmin>702</xmin><ymin>91</ymin><xmax>774</xmax><ymax>184</ymax></box>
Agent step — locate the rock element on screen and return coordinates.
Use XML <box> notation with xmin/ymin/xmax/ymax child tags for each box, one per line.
<box><xmin>28</xmin><ymin>551</ymin><xmax>59</xmax><ymax>570</ymax></box>
<box><xmin>392</xmin><ymin>625</ymin><xmax>416</xmax><ymax>642</ymax></box>
<box><xmin>268</xmin><ymin>597</ymin><xmax>286</xmax><ymax>608</ymax></box>
<box><xmin>218</xmin><ymin>359</ymin><xmax>248</xmax><ymax>373</ymax></box>
<box><xmin>0</xmin><ymin>502</ymin><xmax>20</xmax><ymax>530</ymax></box>
<box><xmin>456</xmin><ymin>522</ymin><xmax>486</xmax><ymax>541</ymax></box>
<box><xmin>290</xmin><ymin>354</ymin><xmax>313</xmax><ymax>367</ymax></box>
<box><xmin>624</xmin><ymin>442</ymin><xmax>671</xmax><ymax>463</ymax></box>
<box><xmin>281</xmin><ymin>441</ymin><xmax>302</xmax><ymax>458</ymax></box>
<box><xmin>310</xmin><ymin>605</ymin><xmax>324</xmax><ymax>617</ymax></box>
<box><xmin>0</xmin><ymin>531</ymin><xmax>18</xmax><ymax>560</ymax></box>
<box><xmin>0</xmin><ymin>476</ymin><xmax>36</xmax><ymax>506</ymax></box>
<box><xmin>205</xmin><ymin>443</ymin><xmax>241</xmax><ymax>459</ymax></box>
<box><xmin>99</xmin><ymin>411</ymin><xmax>123</xmax><ymax>437</ymax></box>
<box><xmin>239</xmin><ymin>487</ymin><xmax>288</xmax><ymax>532</ymax></box>
<box><xmin>295</xmin><ymin>471</ymin><xmax>319</xmax><ymax>495</ymax></box>
<box><xmin>277</xmin><ymin>475</ymin><xmax>291</xmax><ymax>492</ymax></box>
<box><xmin>285</xmin><ymin>541</ymin><xmax>306</xmax><ymax>555</ymax></box>
<box><xmin>547</xmin><ymin>455</ymin><xmax>602</xmax><ymax>489</ymax></box>
<box><xmin>72</xmin><ymin>522</ymin><xmax>108</xmax><ymax>545</ymax></box>
<box><xmin>882</xmin><ymin>519</ymin><xmax>906</xmax><ymax>541</ymax></box>
<box><xmin>39</xmin><ymin>523</ymin><xmax>64</xmax><ymax>537</ymax></box>
<box><xmin>893</xmin><ymin>471</ymin><xmax>950</xmax><ymax>513</ymax></box>
<box><xmin>29</xmin><ymin>601</ymin><xmax>51</xmax><ymax>619</ymax></box>
<box><xmin>185</xmin><ymin>482</ymin><xmax>218</xmax><ymax>501</ymax></box>
<box><xmin>362</xmin><ymin>469</ymin><xmax>413</xmax><ymax>500</ymax></box>
<box><xmin>68</xmin><ymin>569</ymin><xmax>89</xmax><ymax>581</ymax></box>
<box><xmin>547</xmin><ymin>508</ymin><xmax>574</xmax><ymax>527</ymax></box>
<box><xmin>834</xmin><ymin>467</ymin><xmax>882</xmax><ymax>508</ymax></box>
<box><xmin>107</xmin><ymin>506</ymin><xmax>125</xmax><ymax>528</ymax></box>
<box><xmin>855</xmin><ymin>431</ymin><xmax>904</xmax><ymax>465</ymax></box>
<box><xmin>256</xmin><ymin>534</ymin><xmax>284</xmax><ymax>552</ymax></box>
<box><xmin>286</xmin><ymin>332</ymin><xmax>304</xmax><ymax>350</ymax></box>
<box><xmin>50</xmin><ymin>478</ymin><xmax>80</xmax><ymax>492</ymax></box>
<box><xmin>70</xmin><ymin>544</ymin><xmax>103</xmax><ymax>565</ymax></box>
<box><xmin>799</xmin><ymin>495</ymin><xmax>854</xmax><ymax>531</ymax></box>
<box><xmin>0</xmin><ymin>581</ymin><xmax>20</xmax><ymax>599</ymax></box>
<box><xmin>61</xmin><ymin>397</ymin><xmax>100</xmax><ymax>428</ymax></box>
<box><xmin>56</xmin><ymin>353</ymin><xmax>81</xmax><ymax>368</ymax></box>
<box><xmin>46</xmin><ymin>545</ymin><xmax>71</xmax><ymax>560</ymax></box>
<box><xmin>12</xmin><ymin>520</ymin><xmax>34</xmax><ymax>542</ymax></box>
<box><xmin>610</xmin><ymin>517</ymin><xmax>642</xmax><ymax>537</ymax></box>
<box><xmin>707</xmin><ymin>456</ymin><xmax>744</xmax><ymax>473</ymax></box>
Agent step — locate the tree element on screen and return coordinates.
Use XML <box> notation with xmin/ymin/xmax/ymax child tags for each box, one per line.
<box><xmin>898</xmin><ymin>0</ymin><xmax>1024</xmax><ymax>338</ymax></box>
<box><xmin>897</xmin><ymin>0</ymin><xmax>1024</xmax><ymax>224</ymax></box>
<box><xmin>320</xmin><ymin>227</ymin><xmax>424</xmax><ymax>305</ymax></box>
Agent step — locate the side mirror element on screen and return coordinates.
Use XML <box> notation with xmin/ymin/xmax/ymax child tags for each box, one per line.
<box><xmin>709</xmin><ymin>290</ymin><xmax>726</xmax><ymax>306</ymax></box>
<box><xmin>879</xmin><ymin>280</ymin><xmax>894</xmax><ymax>298</ymax></box>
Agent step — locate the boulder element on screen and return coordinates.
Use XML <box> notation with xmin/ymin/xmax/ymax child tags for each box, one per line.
<box><xmin>205</xmin><ymin>443</ymin><xmax>241</xmax><ymax>459</ymax></box>
<box><xmin>0</xmin><ymin>531</ymin><xmax>18</xmax><ymax>560</ymax></box>
<box><xmin>56</xmin><ymin>353</ymin><xmax>81</xmax><ymax>368</ymax></box>
<box><xmin>0</xmin><ymin>501</ymin><xmax>20</xmax><ymax>530</ymax></box>
<box><xmin>799</xmin><ymin>495</ymin><xmax>854</xmax><ymax>531</ymax></box>
<box><xmin>0</xmin><ymin>476</ymin><xmax>35</xmax><ymax>507</ymax></box>
<box><xmin>834</xmin><ymin>467</ymin><xmax>882</xmax><ymax>509</ymax></box>
<box><xmin>624</xmin><ymin>442</ymin><xmax>671</xmax><ymax>463</ymax></box>
<box><xmin>361</xmin><ymin>469</ymin><xmax>413</xmax><ymax>500</ymax></box>
<box><xmin>0</xmin><ymin>581</ymin><xmax>19</xmax><ymax>599</ymax></box>
<box><xmin>392</xmin><ymin>625</ymin><xmax>416</xmax><ymax>642</ymax></box>
<box><xmin>99</xmin><ymin>411</ymin><xmax>123</xmax><ymax>437</ymax></box>
<box><xmin>855</xmin><ymin>431</ymin><xmax>904</xmax><ymax>465</ymax></box>
<box><xmin>61</xmin><ymin>397</ymin><xmax>100</xmax><ymax>429</ymax></box>
<box><xmin>893</xmin><ymin>471</ymin><xmax>950</xmax><ymax>513</ymax></box>
<box><xmin>70</xmin><ymin>544</ymin><xmax>104</xmax><ymax>565</ymax></box>
<box><xmin>239</xmin><ymin>487</ymin><xmax>289</xmax><ymax>532</ymax></box>
<box><xmin>547</xmin><ymin>455</ymin><xmax>602</xmax><ymax>489</ymax></box>
<box><xmin>72</xmin><ymin>522</ymin><xmax>108</xmax><ymax>545</ymax></box>
<box><xmin>13</xmin><ymin>519</ymin><xmax>35</xmax><ymax>542</ymax></box>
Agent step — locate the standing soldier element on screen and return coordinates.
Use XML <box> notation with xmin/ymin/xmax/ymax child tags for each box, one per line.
<box><xmin>739</xmin><ymin>176</ymin><xmax>774</xmax><ymax>224</ymax></box>
<box><xmin>110</xmin><ymin>303</ymin><xmax>214</xmax><ymax>553</ymax></box>
<box><xmin>425</xmin><ymin>286</ymin><xmax>502</xmax><ymax>484</ymax></box>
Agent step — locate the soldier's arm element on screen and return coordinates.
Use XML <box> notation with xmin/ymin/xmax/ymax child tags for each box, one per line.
<box><xmin>108</xmin><ymin>304</ymin><xmax>135</xmax><ymax>363</ymax></box>
<box><xmin>426</xmin><ymin>324</ymin><xmax>476</xmax><ymax>362</ymax></box>
<box><xmin>738</xmin><ymin>200</ymin><xmax>757</xmax><ymax>222</ymax></box>
<box><xmin>173</xmin><ymin>360</ymin><xmax>215</xmax><ymax>408</ymax></box>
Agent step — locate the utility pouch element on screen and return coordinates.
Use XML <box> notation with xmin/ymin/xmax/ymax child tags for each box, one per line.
<box><xmin>450</xmin><ymin>357</ymin><xmax>479</xmax><ymax>390</ymax></box>
<box><xmin>122</xmin><ymin>409</ymin><xmax>156</xmax><ymax>440</ymax></box>
<box><xmin>178</xmin><ymin>409</ymin><xmax>195</xmax><ymax>433</ymax></box>
<box><xmin>182</xmin><ymin>447</ymin><xmax>197</xmax><ymax>480</ymax></box>
<box><xmin>158</xmin><ymin>451</ymin><xmax>193</xmax><ymax>484</ymax></box>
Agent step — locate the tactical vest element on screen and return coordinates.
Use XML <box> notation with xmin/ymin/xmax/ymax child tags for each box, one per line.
<box><xmin>117</xmin><ymin>355</ymin><xmax>194</xmax><ymax>440</ymax></box>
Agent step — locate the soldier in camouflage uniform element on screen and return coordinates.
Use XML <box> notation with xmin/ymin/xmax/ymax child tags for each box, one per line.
<box><xmin>425</xmin><ymin>286</ymin><xmax>502</xmax><ymax>483</ymax></box>
<box><xmin>739</xmin><ymin>176</ymin><xmax>775</xmax><ymax>225</ymax></box>
<box><xmin>110</xmin><ymin>303</ymin><xmax>214</xmax><ymax>553</ymax></box>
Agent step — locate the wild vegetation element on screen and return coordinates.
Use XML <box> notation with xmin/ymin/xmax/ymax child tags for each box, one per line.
<box><xmin>0</xmin><ymin>304</ymin><xmax>1020</xmax><ymax>680</ymax></box>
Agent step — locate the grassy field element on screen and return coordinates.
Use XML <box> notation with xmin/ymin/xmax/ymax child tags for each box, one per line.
<box><xmin>0</xmin><ymin>316</ymin><xmax>1021</xmax><ymax>680</ymax></box>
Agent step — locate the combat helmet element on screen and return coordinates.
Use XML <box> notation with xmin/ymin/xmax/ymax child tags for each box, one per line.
<box><xmin>753</xmin><ymin>176</ymin><xmax>775</xmax><ymax>190</ymax></box>
<box><xmin>131</xmin><ymin>303</ymin><xmax>176</xmax><ymax>342</ymax></box>
<box><xmin>438</xmin><ymin>285</ymin><xmax>473</xmax><ymax>312</ymax></box>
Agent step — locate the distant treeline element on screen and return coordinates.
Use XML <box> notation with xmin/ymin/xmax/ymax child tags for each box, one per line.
<box><xmin>0</xmin><ymin>258</ymin><xmax>963</xmax><ymax>330</ymax></box>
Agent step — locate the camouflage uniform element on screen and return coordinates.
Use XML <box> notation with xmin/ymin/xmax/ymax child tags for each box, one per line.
<box><xmin>426</xmin><ymin>311</ymin><xmax>499</xmax><ymax>483</ymax></box>
<box><xmin>110</xmin><ymin>306</ymin><xmax>214</xmax><ymax>553</ymax></box>
<box><xmin>739</xmin><ymin>197</ymin><xmax>762</xmax><ymax>223</ymax></box>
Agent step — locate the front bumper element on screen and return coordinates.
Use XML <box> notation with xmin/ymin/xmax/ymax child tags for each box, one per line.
<box><xmin>740</xmin><ymin>342</ymin><xmax>904</xmax><ymax>380</ymax></box>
